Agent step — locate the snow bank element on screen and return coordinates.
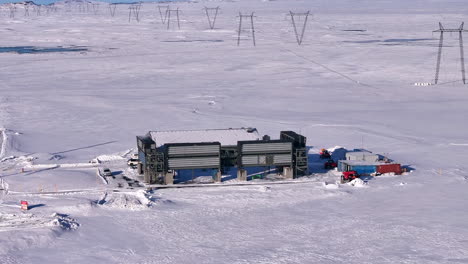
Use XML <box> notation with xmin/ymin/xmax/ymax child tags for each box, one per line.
<box><xmin>258</xmin><ymin>186</ymin><xmax>272</xmax><ymax>192</ymax></box>
<box><xmin>323</xmin><ymin>182</ymin><xmax>340</xmax><ymax>189</ymax></box>
<box><xmin>347</xmin><ymin>178</ymin><xmax>368</xmax><ymax>187</ymax></box>
<box><xmin>100</xmin><ymin>190</ymin><xmax>154</xmax><ymax>211</ymax></box>
<box><xmin>96</xmin><ymin>169</ymin><xmax>108</xmax><ymax>185</ymax></box>
<box><xmin>95</xmin><ymin>154</ymin><xmax>125</xmax><ymax>163</ymax></box>
<box><xmin>50</xmin><ymin>213</ymin><xmax>79</xmax><ymax>231</ymax></box>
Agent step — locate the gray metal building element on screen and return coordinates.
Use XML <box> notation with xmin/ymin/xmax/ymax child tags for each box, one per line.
<box><xmin>136</xmin><ymin>128</ymin><xmax>308</xmax><ymax>185</ymax></box>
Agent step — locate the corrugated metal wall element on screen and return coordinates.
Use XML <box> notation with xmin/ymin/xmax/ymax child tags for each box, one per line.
<box><xmin>166</xmin><ymin>144</ymin><xmax>220</xmax><ymax>170</ymax></box>
<box><xmin>346</xmin><ymin>152</ymin><xmax>379</xmax><ymax>162</ymax></box>
<box><xmin>241</xmin><ymin>154</ymin><xmax>292</xmax><ymax>166</ymax></box>
<box><xmin>168</xmin><ymin>157</ymin><xmax>220</xmax><ymax>170</ymax></box>
<box><xmin>168</xmin><ymin>145</ymin><xmax>219</xmax><ymax>157</ymax></box>
<box><xmin>377</xmin><ymin>164</ymin><xmax>401</xmax><ymax>174</ymax></box>
<box><xmin>241</xmin><ymin>142</ymin><xmax>292</xmax><ymax>154</ymax></box>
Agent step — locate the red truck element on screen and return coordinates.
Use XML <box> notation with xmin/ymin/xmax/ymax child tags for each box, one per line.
<box><xmin>341</xmin><ymin>171</ymin><xmax>358</xmax><ymax>183</ymax></box>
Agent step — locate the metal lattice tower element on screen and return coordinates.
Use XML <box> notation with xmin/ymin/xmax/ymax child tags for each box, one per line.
<box><xmin>204</xmin><ymin>6</ymin><xmax>220</xmax><ymax>30</ymax></box>
<box><xmin>237</xmin><ymin>12</ymin><xmax>256</xmax><ymax>46</ymax></box>
<box><xmin>289</xmin><ymin>11</ymin><xmax>310</xmax><ymax>45</ymax></box>
<box><xmin>9</xmin><ymin>5</ymin><xmax>17</xmax><ymax>18</ymax></box>
<box><xmin>166</xmin><ymin>8</ymin><xmax>181</xmax><ymax>30</ymax></box>
<box><xmin>158</xmin><ymin>5</ymin><xmax>169</xmax><ymax>24</ymax></box>
<box><xmin>92</xmin><ymin>3</ymin><xmax>100</xmax><ymax>15</ymax></box>
<box><xmin>34</xmin><ymin>5</ymin><xmax>41</xmax><ymax>16</ymax></box>
<box><xmin>128</xmin><ymin>3</ymin><xmax>142</xmax><ymax>23</ymax></box>
<box><xmin>108</xmin><ymin>3</ymin><xmax>117</xmax><ymax>17</ymax></box>
<box><xmin>433</xmin><ymin>22</ymin><xmax>468</xmax><ymax>84</ymax></box>
<box><xmin>24</xmin><ymin>4</ymin><xmax>30</xmax><ymax>17</ymax></box>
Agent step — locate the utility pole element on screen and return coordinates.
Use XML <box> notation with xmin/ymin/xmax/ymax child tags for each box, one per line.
<box><xmin>433</xmin><ymin>22</ymin><xmax>468</xmax><ymax>84</ymax></box>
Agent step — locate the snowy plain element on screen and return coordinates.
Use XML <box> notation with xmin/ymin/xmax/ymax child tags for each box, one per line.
<box><xmin>1</xmin><ymin>0</ymin><xmax>468</xmax><ymax>263</ymax></box>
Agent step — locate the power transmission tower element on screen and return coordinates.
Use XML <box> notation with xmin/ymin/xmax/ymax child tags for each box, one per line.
<box><xmin>78</xmin><ymin>3</ymin><xmax>85</xmax><ymax>13</ymax></box>
<box><xmin>158</xmin><ymin>5</ymin><xmax>169</xmax><ymax>24</ymax></box>
<box><xmin>8</xmin><ymin>5</ymin><xmax>16</xmax><ymax>19</ymax></box>
<box><xmin>128</xmin><ymin>3</ymin><xmax>142</xmax><ymax>22</ymax></box>
<box><xmin>433</xmin><ymin>22</ymin><xmax>468</xmax><ymax>84</ymax></box>
<box><xmin>108</xmin><ymin>3</ymin><xmax>117</xmax><ymax>17</ymax></box>
<box><xmin>204</xmin><ymin>6</ymin><xmax>220</xmax><ymax>29</ymax></box>
<box><xmin>92</xmin><ymin>3</ymin><xmax>99</xmax><ymax>15</ymax></box>
<box><xmin>34</xmin><ymin>5</ymin><xmax>41</xmax><ymax>16</ymax></box>
<box><xmin>166</xmin><ymin>8</ymin><xmax>181</xmax><ymax>30</ymax></box>
<box><xmin>46</xmin><ymin>5</ymin><xmax>56</xmax><ymax>16</ymax></box>
<box><xmin>237</xmin><ymin>12</ymin><xmax>256</xmax><ymax>46</ymax></box>
<box><xmin>24</xmin><ymin>4</ymin><xmax>30</xmax><ymax>17</ymax></box>
<box><xmin>289</xmin><ymin>11</ymin><xmax>310</xmax><ymax>45</ymax></box>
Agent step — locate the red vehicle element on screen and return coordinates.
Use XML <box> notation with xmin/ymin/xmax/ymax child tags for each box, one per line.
<box><xmin>341</xmin><ymin>171</ymin><xmax>358</xmax><ymax>183</ymax></box>
<box><xmin>324</xmin><ymin>159</ymin><xmax>337</xmax><ymax>169</ymax></box>
<box><xmin>319</xmin><ymin>149</ymin><xmax>331</xmax><ymax>159</ymax></box>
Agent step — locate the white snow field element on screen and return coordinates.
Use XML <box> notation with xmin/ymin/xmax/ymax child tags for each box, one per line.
<box><xmin>1</xmin><ymin>0</ymin><xmax>468</xmax><ymax>263</ymax></box>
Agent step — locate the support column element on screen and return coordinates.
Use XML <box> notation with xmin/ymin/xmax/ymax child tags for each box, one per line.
<box><xmin>283</xmin><ymin>167</ymin><xmax>293</xmax><ymax>179</ymax></box>
<box><xmin>164</xmin><ymin>171</ymin><xmax>174</xmax><ymax>185</ymax></box>
<box><xmin>435</xmin><ymin>31</ymin><xmax>444</xmax><ymax>84</ymax></box>
<box><xmin>237</xmin><ymin>169</ymin><xmax>247</xmax><ymax>181</ymax></box>
<box><xmin>460</xmin><ymin>30</ymin><xmax>466</xmax><ymax>84</ymax></box>
<box><xmin>137</xmin><ymin>163</ymin><xmax>143</xmax><ymax>175</ymax></box>
<box><xmin>214</xmin><ymin>171</ymin><xmax>222</xmax><ymax>183</ymax></box>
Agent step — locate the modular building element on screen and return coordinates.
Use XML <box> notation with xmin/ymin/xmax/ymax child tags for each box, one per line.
<box><xmin>136</xmin><ymin>128</ymin><xmax>308</xmax><ymax>185</ymax></box>
<box><xmin>338</xmin><ymin>160</ymin><xmax>402</xmax><ymax>175</ymax></box>
<box><xmin>345</xmin><ymin>150</ymin><xmax>380</xmax><ymax>162</ymax></box>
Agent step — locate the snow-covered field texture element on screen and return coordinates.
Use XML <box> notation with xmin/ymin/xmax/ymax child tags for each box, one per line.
<box><xmin>1</xmin><ymin>0</ymin><xmax>468</xmax><ymax>263</ymax></box>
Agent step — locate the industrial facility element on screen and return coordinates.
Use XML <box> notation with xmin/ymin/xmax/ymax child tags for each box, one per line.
<box><xmin>136</xmin><ymin>128</ymin><xmax>308</xmax><ymax>185</ymax></box>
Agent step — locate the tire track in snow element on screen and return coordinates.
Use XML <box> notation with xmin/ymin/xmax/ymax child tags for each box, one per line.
<box><xmin>283</xmin><ymin>48</ymin><xmax>379</xmax><ymax>89</ymax></box>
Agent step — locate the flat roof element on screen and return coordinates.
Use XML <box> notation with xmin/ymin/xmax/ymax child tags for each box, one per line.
<box><xmin>149</xmin><ymin>128</ymin><xmax>261</xmax><ymax>148</ymax></box>
<box><xmin>339</xmin><ymin>160</ymin><xmax>400</xmax><ymax>166</ymax></box>
<box><xmin>346</xmin><ymin>151</ymin><xmax>377</xmax><ymax>156</ymax></box>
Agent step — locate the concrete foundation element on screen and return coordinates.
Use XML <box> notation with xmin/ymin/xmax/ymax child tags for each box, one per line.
<box><xmin>164</xmin><ymin>171</ymin><xmax>174</xmax><ymax>185</ymax></box>
<box><xmin>137</xmin><ymin>163</ymin><xmax>144</xmax><ymax>175</ymax></box>
<box><xmin>283</xmin><ymin>167</ymin><xmax>293</xmax><ymax>179</ymax></box>
<box><xmin>237</xmin><ymin>169</ymin><xmax>247</xmax><ymax>181</ymax></box>
<box><xmin>214</xmin><ymin>171</ymin><xmax>222</xmax><ymax>183</ymax></box>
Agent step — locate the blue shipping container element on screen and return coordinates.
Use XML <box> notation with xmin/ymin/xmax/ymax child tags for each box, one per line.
<box><xmin>349</xmin><ymin>165</ymin><xmax>377</xmax><ymax>175</ymax></box>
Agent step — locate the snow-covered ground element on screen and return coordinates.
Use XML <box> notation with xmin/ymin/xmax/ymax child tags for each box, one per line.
<box><xmin>1</xmin><ymin>0</ymin><xmax>468</xmax><ymax>263</ymax></box>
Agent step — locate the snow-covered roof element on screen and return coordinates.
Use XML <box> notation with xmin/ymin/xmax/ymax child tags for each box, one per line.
<box><xmin>339</xmin><ymin>160</ymin><xmax>400</xmax><ymax>166</ymax></box>
<box><xmin>149</xmin><ymin>128</ymin><xmax>261</xmax><ymax>148</ymax></box>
